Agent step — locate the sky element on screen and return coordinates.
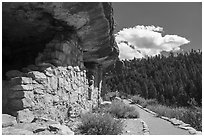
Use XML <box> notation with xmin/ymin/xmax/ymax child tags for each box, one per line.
<box><xmin>112</xmin><ymin>2</ymin><xmax>202</xmax><ymax>60</ymax></box>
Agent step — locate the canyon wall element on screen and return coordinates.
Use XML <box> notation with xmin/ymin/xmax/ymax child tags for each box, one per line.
<box><xmin>2</xmin><ymin>2</ymin><xmax>118</xmax><ymax>134</ymax></box>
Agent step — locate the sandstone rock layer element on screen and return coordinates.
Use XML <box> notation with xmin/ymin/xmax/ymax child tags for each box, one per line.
<box><xmin>2</xmin><ymin>2</ymin><xmax>117</xmax><ymax>135</ymax></box>
<box><xmin>3</xmin><ymin>2</ymin><xmax>119</xmax><ymax>76</ymax></box>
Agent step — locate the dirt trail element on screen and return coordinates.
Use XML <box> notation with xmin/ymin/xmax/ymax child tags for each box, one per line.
<box><xmin>123</xmin><ymin>100</ymin><xmax>190</xmax><ymax>135</ymax></box>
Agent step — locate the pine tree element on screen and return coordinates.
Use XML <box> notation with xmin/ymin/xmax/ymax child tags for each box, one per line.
<box><xmin>104</xmin><ymin>50</ymin><xmax>202</xmax><ymax>107</ymax></box>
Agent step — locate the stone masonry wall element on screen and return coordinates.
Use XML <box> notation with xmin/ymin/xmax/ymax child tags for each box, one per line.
<box><xmin>3</xmin><ymin>65</ymin><xmax>100</xmax><ymax>123</ymax></box>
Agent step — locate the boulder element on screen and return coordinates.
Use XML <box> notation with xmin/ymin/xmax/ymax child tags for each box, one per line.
<box><xmin>33</xmin><ymin>126</ymin><xmax>48</xmax><ymax>134</ymax></box>
<box><xmin>170</xmin><ymin>118</ymin><xmax>183</xmax><ymax>126</ymax></box>
<box><xmin>2</xmin><ymin>114</ymin><xmax>17</xmax><ymax>128</ymax></box>
<box><xmin>188</xmin><ymin>128</ymin><xmax>197</xmax><ymax>134</ymax></box>
<box><xmin>13</xmin><ymin>122</ymin><xmax>39</xmax><ymax>132</ymax></box>
<box><xmin>16</xmin><ymin>109</ymin><xmax>35</xmax><ymax>123</ymax></box>
<box><xmin>49</xmin><ymin>124</ymin><xmax>74</xmax><ymax>135</ymax></box>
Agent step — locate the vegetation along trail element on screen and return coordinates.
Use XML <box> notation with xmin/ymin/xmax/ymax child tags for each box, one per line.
<box><xmin>123</xmin><ymin>100</ymin><xmax>190</xmax><ymax>135</ymax></box>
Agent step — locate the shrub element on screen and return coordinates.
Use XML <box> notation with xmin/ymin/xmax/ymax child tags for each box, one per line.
<box><xmin>181</xmin><ymin>107</ymin><xmax>202</xmax><ymax>131</ymax></box>
<box><xmin>108</xmin><ymin>100</ymin><xmax>140</xmax><ymax>118</ymax></box>
<box><xmin>146</xmin><ymin>99</ymin><xmax>158</xmax><ymax>106</ymax></box>
<box><xmin>78</xmin><ymin>112</ymin><xmax>123</xmax><ymax>135</ymax></box>
<box><xmin>124</xmin><ymin>109</ymin><xmax>140</xmax><ymax>118</ymax></box>
<box><xmin>131</xmin><ymin>95</ymin><xmax>158</xmax><ymax>107</ymax></box>
<box><xmin>131</xmin><ymin>95</ymin><xmax>148</xmax><ymax>107</ymax></box>
<box><xmin>92</xmin><ymin>103</ymin><xmax>110</xmax><ymax>114</ymax></box>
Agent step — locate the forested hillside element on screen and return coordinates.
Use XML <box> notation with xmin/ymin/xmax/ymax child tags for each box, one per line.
<box><xmin>104</xmin><ymin>50</ymin><xmax>202</xmax><ymax>107</ymax></box>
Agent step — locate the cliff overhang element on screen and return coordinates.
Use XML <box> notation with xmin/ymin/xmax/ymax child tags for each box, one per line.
<box><xmin>3</xmin><ymin>2</ymin><xmax>119</xmax><ymax>78</ymax></box>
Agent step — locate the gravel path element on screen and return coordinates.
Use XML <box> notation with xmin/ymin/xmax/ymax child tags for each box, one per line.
<box><xmin>123</xmin><ymin>100</ymin><xmax>190</xmax><ymax>135</ymax></box>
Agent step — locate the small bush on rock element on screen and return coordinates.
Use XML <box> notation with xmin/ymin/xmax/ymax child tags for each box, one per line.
<box><xmin>78</xmin><ymin>112</ymin><xmax>123</xmax><ymax>135</ymax></box>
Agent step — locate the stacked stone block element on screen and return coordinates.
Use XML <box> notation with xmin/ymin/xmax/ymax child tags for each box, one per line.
<box><xmin>3</xmin><ymin>65</ymin><xmax>100</xmax><ymax>124</ymax></box>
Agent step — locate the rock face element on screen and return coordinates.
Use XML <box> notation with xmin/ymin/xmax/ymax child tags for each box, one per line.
<box><xmin>2</xmin><ymin>114</ymin><xmax>17</xmax><ymax>128</ymax></box>
<box><xmin>2</xmin><ymin>116</ymin><xmax>74</xmax><ymax>135</ymax></box>
<box><xmin>2</xmin><ymin>2</ymin><xmax>119</xmax><ymax>77</ymax></box>
<box><xmin>2</xmin><ymin>2</ymin><xmax>118</xmax><ymax>135</ymax></box>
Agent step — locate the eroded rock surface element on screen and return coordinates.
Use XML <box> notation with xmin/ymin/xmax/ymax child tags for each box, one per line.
<box><xmin>2</xmin><ymin>116</ymin><xmax>74</xmax><ymax>135</ymax></box>
<box><xmin>3</xmin><ymin>2</ymin><xmax>119</xmax><ymax>77</ymax></box>
<box><xmin>2</xmin><ymin>114</ymin><xmax>17</xmax><ymax>128</ymax></box>
<box><xmin>2</xmin><ymin>2</ymin><xmax>118</xmax><ymax>135</ymax></box>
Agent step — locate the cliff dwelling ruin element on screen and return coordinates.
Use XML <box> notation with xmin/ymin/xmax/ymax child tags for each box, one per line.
<box><xmin>2</xmin><ymin>2</ymin><xmax>119</xmax><ymax>134</ymax></box>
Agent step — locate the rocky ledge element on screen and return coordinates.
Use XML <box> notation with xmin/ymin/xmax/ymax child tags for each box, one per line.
<box><xmin>2</xmin><ymin>114</ymin><xmax>74</xmax><ymax>135</ymax></box>
<box><xmin>3</xmin><ymin>2</ymin><xmax>119</xmax><ymax>76</ymax></box>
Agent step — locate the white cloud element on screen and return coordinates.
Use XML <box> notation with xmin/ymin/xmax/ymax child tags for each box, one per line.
<box><xmin>115</xmin><ymin>25</ymin><xmax>190</xmax><ymax>60</ymax></box>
